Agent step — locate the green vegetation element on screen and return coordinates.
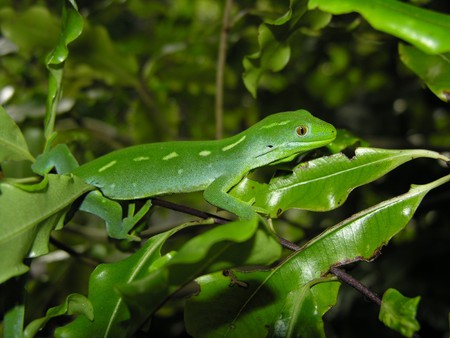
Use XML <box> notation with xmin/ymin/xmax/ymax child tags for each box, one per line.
<box><xmin>1</xmin><ymin>1</ymin><xmax>449</xmax><ymax>337</ymax></box>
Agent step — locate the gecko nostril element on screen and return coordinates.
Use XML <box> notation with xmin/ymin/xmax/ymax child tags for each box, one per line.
<box><xmin>267</xmin><ymin>145</ymin><xmax>273</xmax><ymax>148</ymax></box>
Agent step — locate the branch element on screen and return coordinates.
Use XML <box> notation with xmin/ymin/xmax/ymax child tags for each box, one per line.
<box><xmin>49</xmin><ymin>236</ymin><xmax>101</xmax><ymax>266</ymax></box>
<box><xmin>151</xmin><ymin>197</ymin><xmax>229</xmax><ymax>225</ymax></box>
<box><xmin>215</xmin><ymin>0</ymin><xmax>234</xmax><ymax>139</ymax></box>
<box><xmin>329</xmin><ymin>266</ymin><xmax>381</xmax><ymax>306</ymax></box>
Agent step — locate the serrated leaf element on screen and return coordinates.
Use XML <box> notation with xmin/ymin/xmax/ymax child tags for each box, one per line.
<box><xmin>0</xmin><ymin>174</ymin><xmax>93</xmax><ymax>283</ymax></box>
<box><xmin>0</xmin><ymin>106</ymin><xmax>34</xmax><ymax>162</ymax></box>
<box><xmin>379</xmin><ymin>288</ymin><xmax>421</xmax><ymax>338</ymax></box>
<box><xmin>24</xmin><ymin>294</ymin><xmax>93</xmax><ymax>338</ymax></box>
<box><xmin>231</xmin><ymin>148</ymin><xmax>449</xmax><ymax>217</ymax></box>
<box><xmin>308</xmin><ymin>0</ymin><xmax>450</xmax><ymax>54</ymax></box>
<box><xmin>399</xmin><ymin>44</ymin><xmax>450</xmax><ymax>102</ymax></box>
<box><xmin>185</xmin><ymin>174</ymin><xmax>450</xmax><ymax>337</ymax></box>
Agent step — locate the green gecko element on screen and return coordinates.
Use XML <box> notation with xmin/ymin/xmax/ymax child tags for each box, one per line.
<box><xmin>33</xmin><ymin>110</ymin><xmax>336</xmax><ymax>239</ymax></box>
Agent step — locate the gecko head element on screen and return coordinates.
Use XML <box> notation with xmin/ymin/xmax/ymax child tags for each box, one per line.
<box><xmin>247</xmin><ymin>109</ymin><xmax>336</xmax><ymax>166</ymax></box>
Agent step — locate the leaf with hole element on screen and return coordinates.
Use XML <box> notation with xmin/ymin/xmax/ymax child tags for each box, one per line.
<box><xmin>230</xmin><ymin>148</ymin><xmax>449</xmax><ymax>217</ymax></box>
<box><xmin>185</xmin><ymin>173</ymin><xmax>450</xmax><ymax>337</ymax></box>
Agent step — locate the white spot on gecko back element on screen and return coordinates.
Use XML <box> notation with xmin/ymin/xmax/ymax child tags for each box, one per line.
<box><xmin>222</xmin><ymin>135</ymin><xmax>246</xmax><ymax>151</ymax></box>
<box><xmin>163</xmin><ymin>152</ymin><xmax>179</xmax><ymax>160</ymax></box>
<box><xmin>133</xmin><ymin>156</ymin><xmax>150</xmax><ymax>161</ymax></box>
<box><xmin>98</xmin><ymin>160</ymin><xmax>117</xmax><ymax>173</ymax></box>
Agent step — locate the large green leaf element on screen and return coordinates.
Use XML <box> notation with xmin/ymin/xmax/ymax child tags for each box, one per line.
<box><xmin>56</xmin><ymin>217</ymin><xmax>277</xmax><ymax>337</ymax></box>
<box><xmin>116</xmin><ymin>218</ymin><xmax>277</xmax><ymax>335</ymax></box>
<box><xmin>308</xmin><ymin>0</ymin><xmax>450</xmax><ymax>54</ymax></box>
<box><xmin>0</xmin><ymin>174</ymin><xmax>93</xmax><ymax>283</ymax></box>
<box><xmin>231</xmin><ymin>148</ymin><xmax>448</xmax><ymax>217</ymax></box>
<box><xmin>0</xmin><ymin>105</ymin><xmax>34</xmax><ymax>163</ymax></box>
<box><xmin>185</xmin><ymin>173</ymin><xmax>450</xmax><ymax>337</ymax></box>
<box><xmin>399</xmin><ymin>44</ymin><xmax>450</xmax><ymax>103</ymax></box>
<box><xmin>54</xmin><ymin>224</ymin><xmax>187</xmax><ymax>338</ymax></box>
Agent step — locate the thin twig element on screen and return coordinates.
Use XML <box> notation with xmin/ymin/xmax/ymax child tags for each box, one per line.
<box><xmin>330</xmin><ymin>266</ymin><xmax>382</xmax><ymax>306</ymax></box>
<box><xmin>330</xmin><ymin>266</ymin><xmax>421</xmax><ymax>338</ymax></box>
<box><xmin>151</xmin><ymin>197</ymin><xmax>229</xmax><ymax>224</ymax></box>
<box><xmin>49</xmin><ymin>236</ymin><xmax>101</xmax><ymax>266</ymax></box>
<box><xmin>215</xmin><ymin>0</ymin><xmax>234</xmax><ymax>139</ymax></box>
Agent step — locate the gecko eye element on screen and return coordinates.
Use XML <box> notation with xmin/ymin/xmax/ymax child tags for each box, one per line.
<box><xmin>296</xmin><ymin>126</ymin><xmax>308</xmax><ymax>136</ymax></box>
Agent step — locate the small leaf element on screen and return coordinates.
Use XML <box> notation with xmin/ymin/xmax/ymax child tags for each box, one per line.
<box><xmin>243</xmin><ymin>0</ymin><xmax>329</xmax><ymax>97</ymax></box>
<box><xmin>45</xmin><ymin>0</ymin><xmax>83</xmax><ymax>141</ymax></box>
<box><xmin>0</xmin><ymin>106</ymin><xmax>34</xmax><ymax>162</ymax></box>
<box><xmin>308</xmin><ymin>0</ymin><xmax>450</xmax><ymax>54</ymax></box>
<box><xmin>379</xmin><ymin>288</ymin><xmax>421</xmax><ymax>338</ymax></box>
<box><xmin>24</xmin><ymin>294</ymin><xmax>93</xmax><ymax>338</ymax></box>
<box><xmin>399</xmin><ymin>43</ymin><xmax>450</xmax><ymax>102</ymax></box>
<box><xmin>243</xmin><ymin>25</ymin><xmax>291</xmax><ymax>97</ymax></box>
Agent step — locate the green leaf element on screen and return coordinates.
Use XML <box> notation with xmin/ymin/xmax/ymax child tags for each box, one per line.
<box><xmin>231</xmin><ymin>148</ymin><xmax>449</xmax><ymax>217</ymax></box>
<box><xmin>24</xmin><ymin>294</ymin><xmax>93</xmax><ymax>338</ymax></box>
<box><xmin>269</xmin><ymin>279</ymin><xmax>339</xmax><ymax>338</ymax></box>
<box><xmin>326</xmin><ymin>129</ymin><xmax>368</xmax><ymax>154</ymax></box>
<box><xmin>0</xmin><ymin>174</ymin><xmax>93</xmax><ymax>283</ymax></box>
<box><xmin>243</xmin><ymin>24</ymin><xmax>291</xmax><ymax>98</ymax></box>
<box><xmin>379</xmin><ymin>288</ymin><xmax>421</xmax><ymax>338</ymax></box>
<box><xmin>115</xmin><ymin>218</ymin><xmax>267</xmax><ymax>334</ymax></box>
<box><xmin>55</xmin><ymin>222</ymin><xmax>196</xmax><ymax>338</ymax></box>
<box><xmin>399</xmin><ymin>43</ymin><xmax>450</xmax><ymax>102</ymax></box>
<box><xmin>45</xmin><ymin>0</ymin><xmax>83</xmax><ymax>142</ymax></box>
<box><xmin>68</xmin><ymin>23</ymin><xmax>139</xmax><ymax>87</ymax></box>
<box><xmin>0</xmin><ymin>106</ymin><xmax>34</xmax><ymax>163</ymax></box>
<box><xmin>243</xmin><ymin>0</ymin><xmax>331</xmax><ymax>97</ymax></box>
<box><xmin>185</xmin><ymin>174</ymin><xmax>450</xmax><ymax>337</ymax></box>
<box><xmin>308</xmin><ymin>0</ymin><xmax>450</xmax><ymax>54</ymax></box>
<box><xmin>0</xmin><ymin>6</ymin><xmax>59</xmax><ymax>54</ymax></box>
<box><xmin>58</xmin><ymin>219</ymin><xmax>273</xmax><ymax>337</ymax></box>
<box><xmin>3</xmin><ymin>303</ymin><xmax>25</xmax><ymax>338</ymax></box>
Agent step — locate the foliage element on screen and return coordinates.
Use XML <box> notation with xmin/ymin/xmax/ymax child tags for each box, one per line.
<box><xmin>1</xmin><ymin>0</ymin><xmax>449</xmax><ymax>337</ymax></box>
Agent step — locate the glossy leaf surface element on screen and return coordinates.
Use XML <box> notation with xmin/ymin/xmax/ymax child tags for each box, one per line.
<box><xmin>56</xmin><ymin>217</ymin><xmax>280</xmax><ymax>337</ymax></box>
<box><xmin>186</xmin><ymin>174</ymin><xmax>450</xmax><ymax>337</ymax></box>
<box><xmin>231</xmin><ymin>148</ymin><xmax>449</xmax><ymax>217</ymax></box>
<box><xmin>399</xmin><ymin>44</ymin><xmax>450</xmax><ymax>102</ymax></box>
<box><xmin>308</xmin><ymin>0</ymin><xmax>450</xmax><ymax>54</ymax></box>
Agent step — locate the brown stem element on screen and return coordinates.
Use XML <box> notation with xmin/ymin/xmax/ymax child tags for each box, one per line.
<box><xmin>215</xmin><ymin>0</ymin><xmax>234</xmax><ymax>139</ymax></box>
<box><xmin>49</xmin><ymin>236</ymin><xmax>101</xmax><ymax>266</ymax></box>
<box><xmin>151</xmin><ymin>197</ymin><xmax>229</xmax><ymax>224</ymax></box>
